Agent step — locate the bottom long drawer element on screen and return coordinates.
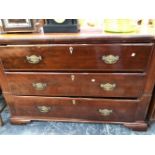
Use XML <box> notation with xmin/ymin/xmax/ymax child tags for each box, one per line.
<box><xmin>10</xmin><ymin>96</ymin><xmax>139</xmax><ymax>122</ymax></box>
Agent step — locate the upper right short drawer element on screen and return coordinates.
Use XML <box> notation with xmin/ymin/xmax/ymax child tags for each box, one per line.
<box><xmin>0</xmin><ymin>43</ymin><xmax>153</xmax><ymax>72</ymax></box>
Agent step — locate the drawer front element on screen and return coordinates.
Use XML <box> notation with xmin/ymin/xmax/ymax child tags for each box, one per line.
<box><xmin>0</xmin><ymin>44</ymin><xmax>153</xmax><ymax>71</ymax></box>
<box><xmin>6</xmin><ymin>72</ymin><xmax>145</xmax><ymax>98</ymax></box>
<box><xmin>11</xmin><ymin>96</ymin><xmax>138</xmax><ymax>122</ymax></box>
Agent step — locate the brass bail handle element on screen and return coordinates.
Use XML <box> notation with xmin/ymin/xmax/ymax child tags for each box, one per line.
<box><xmin>32</xmin><ymin>83</ymin><xmax>47</xmax><ymax>90</ymax></box>
<box><xmin>26</xmin><ymin>55</ymin><xmax>42</xmax><ymax>64</ymax></box>
<box><xmin>98</xmin><ymin>109</ymin><xmax>113</xmax><ymax>116</ymax></box>
<box><xmin>102</xmin><ymin>55</ymin><xmax>119</xmax><ymax>64</ymax></box>
<box><xmin>37</xmin><ymin>106</ymin><xmax>51</xmax><ymax>113</ymax></box>
<box><xmin>100</xmin><ymin>83</ymin><xmax>116</xmax><ymax>91</ymax></box>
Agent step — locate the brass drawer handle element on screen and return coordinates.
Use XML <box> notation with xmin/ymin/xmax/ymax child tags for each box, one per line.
<box><xmin>98</xmin><ymin>109</ymin><xmax>113</xmax><ymax>116</ymax></box>
<box><xmin>100</xmin><ymin>83</ymin><xmax>116</xmax><ymax>91</ymax></box>
<box><xmin>26</xmin><ymin>55</ymin><xmax>42</xmax><ymax>64</ymax></box>
<box><xmin>102</xmin><ymin>55</ymin><xmax>119</xmax><ymax>64</ymax></box>
<box><xmin>37</xmin><ymin>106</ymin><xmax>51</xmax><ymax>113</ymax></box>
<box><xmin>32</xmin><ymin>83</ymin><xmax>47</xmax><ymax>90</ymax></box>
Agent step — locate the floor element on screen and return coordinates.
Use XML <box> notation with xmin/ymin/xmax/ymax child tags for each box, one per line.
<box><xmin>0</xmin><ymin>96</ymin><xmax>155</xmax><ymax>135</ymax></box>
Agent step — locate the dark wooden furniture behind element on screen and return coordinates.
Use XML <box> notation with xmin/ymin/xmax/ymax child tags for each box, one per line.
<box><xmin>0</xmin><ymin>93</ymin><xmax>6</xmax><ymax>126</ymax></box>
<box><xmin>151</xmin><ymin>93</ymin><xmax>155</xmax><ymax>120</ymax></box>
<box><xmin>148</xmin><ymin>87</ymin><xmax>155</xmax><ymax>121</ymax></box>
<box><xmin>0</xmin><ymin>31</ymin><xmax>155</xmax><ymax>131</ymax></box>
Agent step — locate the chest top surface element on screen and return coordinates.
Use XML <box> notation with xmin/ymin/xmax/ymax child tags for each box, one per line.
<box><xmin>0</xmin><ymin>27</ymin><xmax>155</xmax><ymax>45</ymax></box>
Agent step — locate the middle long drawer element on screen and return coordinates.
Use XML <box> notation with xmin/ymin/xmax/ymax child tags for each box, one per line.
<box><xmin>6</xmin><ymin>72</ymin><xmax>146</xmax><ymax>98</ymax></box>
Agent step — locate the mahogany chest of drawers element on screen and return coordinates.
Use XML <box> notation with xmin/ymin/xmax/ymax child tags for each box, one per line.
<box><xmin>0</xmin><ymin>32</ymin><xmax>155</xmax><ymax>131</ymax></box>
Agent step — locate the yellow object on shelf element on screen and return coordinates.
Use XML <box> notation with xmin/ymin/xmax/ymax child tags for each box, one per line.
<box><xmin>104</xmin><ymin>19</ymin><xmax>137</xmax><ymax>33</ymax></box>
